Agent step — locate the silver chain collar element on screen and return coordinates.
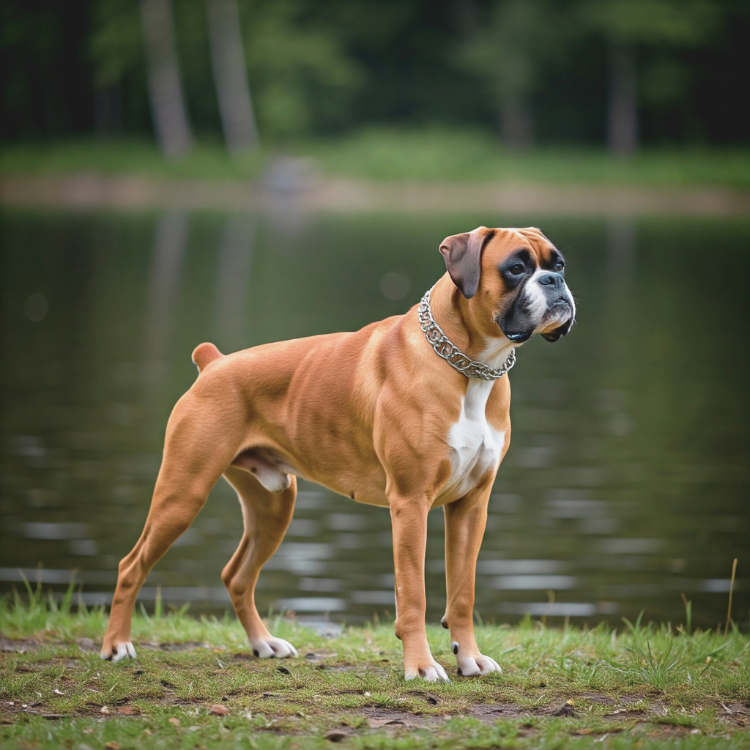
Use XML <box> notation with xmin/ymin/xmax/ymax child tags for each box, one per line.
<box><xmin>417</xmin><ymin>286</ymin><xmax>516</xmax><ymax>381</ymax></box>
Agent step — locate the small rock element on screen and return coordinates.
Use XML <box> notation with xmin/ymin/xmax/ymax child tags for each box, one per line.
<box><xmin>105</xmin><ymin>742</ymin><xmax>120</xmax><ymax>750</ymax></box>
<box><xmin>99</xmin><ymin>706</ymin><xmax>110</xmax><ymax>715</ymax></box>
<box><xmin>168</xmin><ymin>717</ymin><xmax>180</xmax><ymax>727</ymax></box>
<box><xmin>209</xmin><ymin>704</ymin><xmax>229</xmax><ymax>716</ymax></box>
<box><xmin>554</xmin><ymin>701</ymin><xmax>577</xmax><ymax>717</ymax></box>
<box><xmin>325</xmin><ymin>729</ymin><xmax>349</xmax><ymax>742</ymax></box>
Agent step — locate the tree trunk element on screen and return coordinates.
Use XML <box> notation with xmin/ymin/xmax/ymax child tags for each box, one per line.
<box><xmin>206</xmin><ymin>0</ymin><xmax>259</xmax><ymax>152</ymax></box>
<box><xmin>501</xmin><ymin>95</ymin><xmax>533</xmax><ymax>150</ymax></box>
<box><xmin>139</xmin><ymin>0</ymin><xmax>193</xmax><ymax>158</ymax></box>
<box><xmin>607</xmin><ymin>43</ymin><xmax>638</xmax><ymax>157</ymax></box>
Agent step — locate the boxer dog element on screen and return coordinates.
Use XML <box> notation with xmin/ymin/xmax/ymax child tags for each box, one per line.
<box><xmin>101</xmin><ymin>226</ymin><xmax>575</xmax><ymax>681</ymax></box>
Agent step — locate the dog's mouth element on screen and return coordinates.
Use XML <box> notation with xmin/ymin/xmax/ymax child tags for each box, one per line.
<box><xmin>503</xmin><ymin>330</ymin><xmax>533</xmax><ymax>343</ymax></box>
<box><xmin>541</xmin><ymin>301</ymin><xmax>575</xmax><ymax>342</ymax></box>
<box><xmin>499</xmin><ymin>297</ymin><xmax>574</xmax><ymax>345</ymax></box>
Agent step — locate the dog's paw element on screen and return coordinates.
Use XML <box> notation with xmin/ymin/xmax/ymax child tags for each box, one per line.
<box><xmin>249</xmin><ymin>636</ymin><xmax>298</xmax><ymax>659</ymax></box>
<box><xmin>452</xmin><ymin>641</ymin><xmax>501</xmax><ymax>676</ymax></box>
<box><xmin>404</xmin><ymin>658</ymin><xmax>450</xmax><ymax>683</ymax></box>
<box><xmin>100</xmin><ymin>641</ymin><xmax>137</xmax><ymax>662</ymax></box>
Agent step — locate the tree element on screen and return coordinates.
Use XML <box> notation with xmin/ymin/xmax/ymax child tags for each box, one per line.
<box><xmin>457</xmin><ymin>0</ymin><xmax>562</xmax><ymax>149</ymax></box>
<box><xmin>578</xmin><ymin>0</ymin><xmax>718</xmax><ymax>155</ymax></box>
<box><xmin>139</xmin><ymin>0</ymin><xmax>193</xmax><ymax>157</ymax></box>
<box><xmin>205</xmin><ymin>0</ymin><xmax>259</xmax><ymax>151</ymax></box>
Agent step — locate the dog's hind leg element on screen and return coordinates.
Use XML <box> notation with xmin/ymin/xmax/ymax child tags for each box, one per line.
<box><xmin>101</xmin><ymin>391</ymin><xmax>243</xmax><ymax>661</ymax></box>
<box><xmin>221</xmin><ymin>466</ymin><xmax>298</xmax><ymax>658</ymax></box>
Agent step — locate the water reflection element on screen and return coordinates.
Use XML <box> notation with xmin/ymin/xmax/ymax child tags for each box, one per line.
<box><xmin>0</xmin><ymin>210</ymin><xmax>748</xmax><ymax>629</ymax></box>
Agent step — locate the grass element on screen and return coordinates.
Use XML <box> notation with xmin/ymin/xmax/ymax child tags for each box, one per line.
<box><xmin>2</xmin><ymin>129</ymin><xmax>750</xmax><ymax>189</ymax></box>
<box><xmin>0</xmin><ymin>138</ymin><xmax>269</xmax><ymax>182</ymax></box>
<box><xmin>299</xmin><ymin>129</ymin><xmax>750</xmax><ymax>188</ymax></box>
<box><xmin>1</xmin><ymin>584</ymin><xmax>749</xmax><ymax>749</ymax></box>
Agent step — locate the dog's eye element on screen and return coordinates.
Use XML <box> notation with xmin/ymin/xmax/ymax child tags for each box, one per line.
<box><xmin>508</xmin><ymin>263</ymin><xmax>525</xmax><ymax>276</ymax></box>
<box><xmin>554</xmin><ymin>261</ymin><xmax>565</xmax><ymax>272</ymax></box>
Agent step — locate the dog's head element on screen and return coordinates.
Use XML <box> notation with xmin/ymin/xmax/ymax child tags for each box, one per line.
<box><xmin>440</xmin><ymin>226</ymin><xmax>575</xmax><ymax>344</ymax></box>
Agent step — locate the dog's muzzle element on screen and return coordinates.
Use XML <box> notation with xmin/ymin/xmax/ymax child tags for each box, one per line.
<box><xmin>539</xmin><ymin>272</ymin><xmax>575</xmax><ymax>342</ymax></box>
<box><xmin>500</xmin><ymin>270</ymin><xmax>575</xmax><ymax>344</ymax></box>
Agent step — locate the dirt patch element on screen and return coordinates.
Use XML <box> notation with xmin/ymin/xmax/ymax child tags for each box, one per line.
<box><xmin>360</xmin><ymin>707</ymin><xmax>441</xmax><ymax>729</ymax></box>
<box><xmin>470</xmin><ymin>703</ymin><xmax>531</xmax><ymax>722</ymax></box>
<box><xmin>578</xmin><ymin>693</ymin><xmax>614</xmax><ymax>705</ymax></box>
<box><xmin>717</xmin><ymin>701</ymin><xmax>750</xmax><ymax>728</ymax></box>
<box><xmin>0</xmin><ymin>637</ymin><xmax>40</xmax><ymax>653</ymax></box>
<box><xmin>3</xmin><ymin>174</ymin><xmax>749</xmax><ymax>217</ymax></box>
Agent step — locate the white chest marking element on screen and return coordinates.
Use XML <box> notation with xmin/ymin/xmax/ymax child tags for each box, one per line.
<box><xmin>445</xmin><ymin>378</ymin><xmax>505</xmax><ymax>500</ymax></box>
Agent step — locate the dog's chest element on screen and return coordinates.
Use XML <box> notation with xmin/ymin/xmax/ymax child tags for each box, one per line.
<box><xmin>445</xmin><ymin>380</ymin><xmax>505</xmax><ymax>499</ymax></box>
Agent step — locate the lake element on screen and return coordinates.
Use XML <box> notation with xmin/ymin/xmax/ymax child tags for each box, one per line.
<box><xmin>1</xmin><ymin>209</ymin><xmax>748</xmax><ymax>631</ymax></box>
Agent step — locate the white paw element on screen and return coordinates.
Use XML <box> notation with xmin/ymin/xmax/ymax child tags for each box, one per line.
<box><xmin>452</xmin><ymin>641</ymin><xmax>501</xmax><ymax>676</ymax></box>
<box><xmin>249</xmin><ymin>636</ymin><xmax>298</xmax><ymax>659</ymax></box>
<box><xmin>101</xmin><ymin>642</ymin><xmax>137</xmax><ymax>662</ymax></box>
<box><xmin>405</xmin><ymin>659</ymin><xmax>450</xmax><ymax>683</ymax></box>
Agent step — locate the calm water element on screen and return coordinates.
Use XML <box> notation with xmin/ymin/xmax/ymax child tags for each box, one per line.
<box><xmin>1</xmin><ymin>210</ymin><xmax>748</xmax><ymax>630</ymax></box>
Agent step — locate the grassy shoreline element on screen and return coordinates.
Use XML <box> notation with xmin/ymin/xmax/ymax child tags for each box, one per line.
<box><xmin>1</xmin><ymin>588</ymin><xmax>749</xmax><ymax>748</ymax></box>
<box><xmin>2</xmin><ymin>133</ymin><xmax>750</xmax><ymax>189</ymax></box>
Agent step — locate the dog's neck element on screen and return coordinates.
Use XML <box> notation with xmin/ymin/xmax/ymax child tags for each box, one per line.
<box><xmin>427</xmin><ymin>276</ymin><xmax>515</xmax><ymax>369</ymax></box>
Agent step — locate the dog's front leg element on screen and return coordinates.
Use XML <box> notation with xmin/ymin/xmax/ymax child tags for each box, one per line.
<box><xmin>442</xmin><ymin>480</ymin><xmax>502</xmax><ymax>676</ymax></box>
<box><xmin>390</xmin><ymin>498</ymin><xmax>449</xmax><ymax>682</ymax></box>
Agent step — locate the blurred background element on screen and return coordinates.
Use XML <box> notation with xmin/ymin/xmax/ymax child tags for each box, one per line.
<box><xmin>0</xmin><ymin>0</ymin><xmax>748</xmax><ymax>631</ymax></box>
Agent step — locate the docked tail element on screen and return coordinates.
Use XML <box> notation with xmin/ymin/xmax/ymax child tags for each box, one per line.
<box><xmin>192</xmin><ymin>342</ymin><xmax>223</xmax><ymax>372</ymax></box>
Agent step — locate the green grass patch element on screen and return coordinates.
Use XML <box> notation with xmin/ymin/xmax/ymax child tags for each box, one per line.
<box><xmin>299</xmin><ymin>128</ymin><xmax>750</xmax><ymax>188</ymax></box>
<box><xmin>2</xmin><ymin>130</ymin><xmax>750</xmax><ymax>188</ymax></box>
<box><xmin>1</xmin><ymin>586</ymin><xmax>749</xmax><ymax>748</ymax></box>
<box><xmin>0</xmin><ymin>138</ymin><xmax>269</xmax><ymax>182</ymax></box>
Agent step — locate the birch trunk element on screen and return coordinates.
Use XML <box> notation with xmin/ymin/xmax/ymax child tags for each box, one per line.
<box><xmin>140</xmin><ymin>0</ymin><xmax>193</xmax><ymax>158</ymax></box>
<box><xmin>206</xmin><ymin>0</ymin><xmax>259</xmax><ymax>152</ymax></box>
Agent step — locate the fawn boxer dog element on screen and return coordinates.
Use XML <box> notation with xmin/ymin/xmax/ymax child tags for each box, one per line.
<box><xmin>101</xmin><ymin>226</ymin><xmax>575</xmax><ymax>681</ymax></box>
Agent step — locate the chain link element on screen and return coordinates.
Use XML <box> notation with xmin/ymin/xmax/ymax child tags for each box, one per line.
<box><xmin>417</xmin><ymin>286</ymin><xmax>516</xmax><ymax>381</ymax></box>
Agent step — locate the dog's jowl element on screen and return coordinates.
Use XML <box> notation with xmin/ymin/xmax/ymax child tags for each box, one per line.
<box><xmin>101</xmin><ymin>226</ymin><xmax>575</xmax><ymax>682</ymax></box>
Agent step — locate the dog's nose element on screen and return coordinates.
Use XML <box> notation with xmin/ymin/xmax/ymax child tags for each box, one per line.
<box><xmin>538</xmin><ymin>272</ymin><xmax>564</xmax><ymax>290</ymax></box>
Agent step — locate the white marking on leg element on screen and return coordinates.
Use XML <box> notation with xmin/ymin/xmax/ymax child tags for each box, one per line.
<box><xmin>250</xmin><ymin>636</ymin><xmax>298</xmax><ymax>659</ymax></box>
<box><xmin>456</xmin><ymin>651</ymin><xmax>502</xmax><ymax>676</ymax></box>
<box><xmin>110</xmin><ymin>642</ymin><xmax>136</xmax><ymax>662</ymax></box>
<box><xmin>405</xmin><ymin>660</ymin><xmax>450</xmax><ymax>683</ymax></box>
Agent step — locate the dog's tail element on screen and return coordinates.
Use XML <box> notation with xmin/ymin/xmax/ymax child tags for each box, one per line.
<box><xmin>192</xmin><ymin>342</ymin><xmax>223</xmax><ymax>373</ymax></box>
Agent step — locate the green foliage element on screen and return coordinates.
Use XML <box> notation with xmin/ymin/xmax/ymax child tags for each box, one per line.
<box><xmin>239</xmin><ymin>0</ymin><xmax>364</xmax><ymax>139</ymax></box>
<box><xmin>578</xmin><ymin>0</ymin><xmax>720</xmax><ymax>46</ymax></box>
<box><xmin>2</xmin><ymin>133</ymin><xmax>750</xmax><ymax>188</ymax></box>
<box><xmin>90</xmin><ymin>0</ymin><xmax>143</xmax><ymax>86</ymax></box>
<box><xmin>87</xmin><ymin>0</ymin><xmax>363</xmax><ymax>141</ymax></box>
<box><xmin>2</xmin><ymin>0</ymin><xmax>749</xmax><ymax>147</ymax></box>
<box><xmin>456</xmin><ymin>0</ymin><xmax>568</xmax><ymax>100</ymax></box>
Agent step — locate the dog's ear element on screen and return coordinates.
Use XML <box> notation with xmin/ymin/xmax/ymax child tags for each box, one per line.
<box><xmin>439</xmin><ymin>227</ymin><xmax>491</xmax><ymax>299</ymax></box>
